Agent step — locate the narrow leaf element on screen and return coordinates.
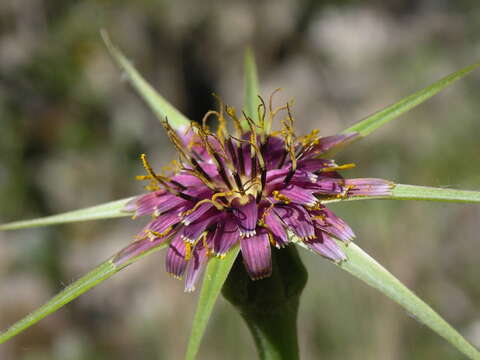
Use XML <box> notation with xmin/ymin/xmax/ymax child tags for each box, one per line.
<box><xmin>185</xmin><ymin>246</ymin><xmax>240</xmax><ymax>360</ymax></box>
<box><xmin>244</xmin><ymin>47</ymin><xmax>261</xmax><ymax>127</ymax></box>
<box><xmin>342</xmin><ymin>61</ymin><xmax>480</xmax><ymax>137</ymax></box>
<box><xmin>391</xmin><ymin>184</ymin><xmax>480</xmax><ymax>203</ymax></box>
<box><xmin>322</xmin><ymin>184</ymin><xmax>480</xmax><ymax>205</ymax></box>
<box><xmin>0</xmin><ymin>197</ymin><xmax>134</xmax><ymax>231</ymax></box>
<box><xmin>335</xmin><ymin>242</ymin><xmax>480</xmax><ymax>360</ymax></box>
<box><xmin>101</xmin><ymin>30</ymin><xmax>191</xmax><ymax>130</ymax></box>
<box><xmin>0</xmin><ymin>241</ymin><xmax>168</xmax><ymax>344</ymax></box>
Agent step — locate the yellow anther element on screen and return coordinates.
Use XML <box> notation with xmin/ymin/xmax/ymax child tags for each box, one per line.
<box><xmin>211</xmin><ymin>191</ymin><xmax>234</xmax><ymax>208</ymax></box>
<box><xmin>184</xmin><ymin>242</ymin><xmax>192</xmax><ymax>261</ymax></box>
<box><xmin>299</xmin><ymin>129</ymin><xmax>320</xmax><ymax>146</ymax></box>
<box><xmin>267</xmin><ymin>232</ymin><xmax>276</xmax><ymax>247</ymax></box>
<box><xmin>321</xmin><ymin>163</ymin><xmax>356</xmax><ymax>173</ymax></box>
<box><xmin>336</xmin><ymin>185</ymin><xmax>354</xmax><ymax>199</ymax></box>
<box><xmin>272</xmin><ymin>190</ymin><xmax>291</xmax><ymax>204</ymax></box>
<box><xmin>147</xmin><ymin>227</ymin><xmax>173</xmax><ymax>241</ymax></box>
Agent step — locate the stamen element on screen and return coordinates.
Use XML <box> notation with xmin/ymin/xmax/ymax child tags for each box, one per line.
<box><xmin>140</xmin><ymin>154</ymin><xmax>175</xmax><ymax>192</ymax></box>
<box><xmin>190</xmin><ymin>158</ymin><xmax>212</xmax><ymax>182</ymax></box>
<box><xmin>272</xmin><ymin>190</ymin><xmax>291</xmax><ymax>204</ymax></box>
<box><xmin>213</xmin><ymin>153</ymin><xmax>233</xmax><ymax>190</ymax></box>
<box><xmin>226</xmin><ymin>106</ymin><xmax>243</xmax><ymax>137</ymax></box>
<box><xmin>213</xmin><ymin>94</ymin><xmax>228</xmax><ymax>142</ymax></box>
<box><xmin>232</xmin><ymin>171</ymin><xmax>245</xmax><ymax>193</ymax></box>
<box><xmin>184</xmin><ymin>241</ymin><xmax>192</xmax><ymax>261</ymax></box>
<box><xmin>320</xmin><ymin>163</ymin><xmax>356</xmax><ymax>172</ymax></box>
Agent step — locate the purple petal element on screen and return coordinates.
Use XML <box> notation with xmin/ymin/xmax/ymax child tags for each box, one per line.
<box><xmin>154</xmin><ymin>193</ymin><xmax>190</xmax><ymax>214</ymax></box>
<box><xmin>142</xmin><ymin>208</ymin><xmax>185</xmax><ymax>235</ymax></box>
<box><xmin>312</xmin><ymin>206</ymin><xmax>355</xmax><ymax>243</ymax></box>
<box><xmin>165</xmin><ymin>233</ymin><xmax>188</xmax><ymax>278</ymax></box>
<box><xmin>181</xmin><ymin>211</ymin><xmax>222</xmax><ymax>242</ymax></box>
<box><xmin>305</xmin><ymin>230</ymin><xmax>346</xmax><ymax>261</ymax></box>
<box><xmin>240</xmin><ymin>229</ymin><xmax>272</xmax><ymax>280</ymax></box>
<box><xmin>344</xmin><ymin>178</ymin><xmax>394</xmax><ymax>197</ymax></box>
<box><xmin>232</xmin><ymin>195</ymin><xmax>258</xmax><ymax>238</ymax></box>
<box><xmin>184</xmin><ymin>239</ymin><xmax>210</xmax><ymax>292</ymax></box>
<box><xmin>312</xmin><ymin>177</ymin><xmax>345</xmax><ymax>194</ymax></box>
<box><xmin>278</xmin><ymin>184</ymin><xmax>318</xmax><ymax>206</ymax></box>
<box><xmin>263</xmin><ymin>135</ymin><xmax>287</xmax><ymax>168</ymax></box>
<box><xmin>264</xmin><ymin>211</ymin><xmax>289</xmax><ymax>248</ymax></box>
<box><xmin>129</xmin><ymin>191</ymin><xmax>171</xmax><ymax>216</ymax></box>
<box><xmin>273</xmin><ymin>204</ymin><xmax>315</xmax><ymax>240</ymax></box>
<box><xmin>113</xmin><ymin>236</ymin><xmax>169</xmax><ymax>266</ymax></box>
<box><xmin>183</xmin><ymin>202</ymin><xmax>214</xmax><ymax>225</ymax></box>
<box><xmin>297</xmin><ymin>158</ymin><xmax>336</xmax><ymax>173</ymax></box>
<box><xmin>172</xmin><ymin>173</ymin><xmax>205</xmax><ymax>187</ymax></box>
<box><xmin>213</xmin><ymin>218</ymin><xmax>240</xmax><ymax>256</ymax></box>
<box><xmin>302</xmin><ymin>132</ymin><xmax>359</xmax><ymax>158</ymax></box>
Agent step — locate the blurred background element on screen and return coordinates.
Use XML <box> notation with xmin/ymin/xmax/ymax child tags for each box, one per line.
<box><xmin>1</xmin><ymin>0</ymin><xmax>480</xmax><ymax>359</ymax></box>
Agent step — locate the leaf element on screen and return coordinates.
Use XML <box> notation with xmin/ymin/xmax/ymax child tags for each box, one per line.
<box><xmin>322</xmin><ymin>183</ymin><xmax>480</xmax><ymax>205</ymax></box>
<box><xmin>101</xmin><ymin>30</ymin><xmax>191</xmax><ymax>131</ymax></box>
<box><xmin>0</xmin><ymin>241</ymin><xmax>169</xmax><ymax>344</ymax></box>
<box><xmin>391</xmin><ymin>184</ymin><xmax>480</xmax><ymax>203</ymax></box>
<box><xmin>338</xmin><ymin>242</ymin><xmax>480</xmax><ymax>359</ymax></box>
<box><xmin>297</xmin><ymin>240</ymin><xmax>480</xmax><ymax>360</ymax></box>
<box><xmin>0</xmin><ymin>197</ymin><xmax>134</xmax><ymax>231</ymax></box>
<box><xmin>342</xmin><ymin>61</ymin><xmax>480</xmax><ymax>137</ymax></box>
<box><xmin>185</xmin><ymin>246</ymin><xmax>240</xmax><ymax>360</ymax></box>
<box><xmin>244</xmin><ymin>47</ymin><xmax>261</xmax><ymax>127</ymax></box>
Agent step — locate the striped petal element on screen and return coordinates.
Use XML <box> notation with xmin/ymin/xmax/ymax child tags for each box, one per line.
<box><xmin>264</xmin><ymin>211</ymin><xmax>289</xmax><ymax>248</ymax></box>
<box><xmin>305</xmin><ymin>230</ymin><xmax>346</xmax><ymax>261</ymax></box>
<box><xmin>166</xmin><ymin>233</ymin><xmax>188</xmax><ymax>278</ymax></box>
<box><xmin>232</xmin><ymin>195</ymin><xmax>258</xmax><ymax>238</ymax></box>
<box><xmin>274</xmin><ymin>204</ymin><xmax>315</xmax><ymax>240</ymax></box>
<box><xmin>213</xmin><ymin>219</ymin><xmax>240</xmax><ymax>257</ymax></box>
<box><xmin>184</xmin><ymin>239</ymin><xmax>210</xmax><ymax>292</ymax></box>
<box><xmin>240</xmin><ymin>229</ymin><xmax>272</xmax><ymax>280</ymax></box>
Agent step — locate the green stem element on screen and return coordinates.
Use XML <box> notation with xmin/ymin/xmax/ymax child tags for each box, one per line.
<box><xmin>222</xmin><ymin>246</ymin><xmax>307</xmax><ymax>360</ymax></box>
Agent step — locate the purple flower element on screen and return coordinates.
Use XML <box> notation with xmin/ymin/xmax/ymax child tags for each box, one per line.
<box><xmin>115</xmin><ymin>99</ymin><xmax>394</xmax><ymax>291</ymax></box>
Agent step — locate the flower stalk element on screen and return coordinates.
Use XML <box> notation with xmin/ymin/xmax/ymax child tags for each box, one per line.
<box><xmin>222</xmin><ymin>245</ymin><xmax>307</xmax><ymax>360</ymax></box>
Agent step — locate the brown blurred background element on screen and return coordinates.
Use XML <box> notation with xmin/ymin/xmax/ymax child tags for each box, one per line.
<box><xmin>1</xmin><ymin>0</ymin><xmax>480</xmax><ymax>359</ymax></box>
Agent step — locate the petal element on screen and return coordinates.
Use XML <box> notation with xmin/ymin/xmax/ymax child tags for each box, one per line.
<box><xmin>129</xmin><ymin>190</ymin><xmax>168</xmax><ymax>216</ymax></box>
<box><xmin>305</xmin><ymin>230</ymin><xmax>346</xmax><ymax>261</ymax></box>
<box><xmin>113</xmin><ymin>236</ymin><xmax>169</xmax><ymax>266</ymax></box>
<box><xmin>312</xmin><ymin>206</ymin><xmax>355</xmax><ymax>243</ymax></box>
<box><xmin>213</xmin><ymin>219</ymin><xmax>240</xmax><ymax>257</ymax></box>
<box><xmin>232</xmin><ymin>195</ymin><xmax>258</xmax><ymax>238</ymax></box>
<box><xmin>345</xmin><ymin>178</ymin><xmax>394</xmax><ymax>197</ymax></box>
<box><xmin>155</xmin><ymin>193</ymin><xmax>190</xmax><ymax>214</ymax></box>
<box><xmin>278</xmin><ymin>184</ymin><xmax>318</xmax><ymax>206</ymax></box>
<box><xmin>312</xmin><ymin>177</ymin><xmax>345</xmax><ymax>194</ymax></box>
<box><xmin>172</xmin><ymin>173</ymin><xmax>205</xmax><ymax>187</ymax></box>
<box><xmin>166</xmin><ymin>233</ymin><xmax>188</xmax><ymax>278</ymax></box>
<box><xmin>181</xmin><ymin>211</ymin><xmax>222</xmax><ymax>242</ymax></box>
<box><xmin>302</xmin><ymin>133</ymin><xmax>359</xmax><ymax>158</ymax></box>
<box><xmin>297</xmin><ymin>158</ymin><xmax>336</xmax><ymax>173</ymax></box>
<box><xmin>184</xmin><ymin>239</ymin><xmax>210</xmax><ymax>292</ymax></box>
<box><xmin>264</xmin><ymin>211</ymin><xmax>289</xmax><ymax>248</ymax></box>
<box><xmin>143</xmin><ymin>208</ymin><xmax>186</xmax><ymax>235</ymax></box>
<box><xmin>273</xmin><ymin>204</ymin><xmax>315</xmax><ymax>240</ymax></box>
<box><xmin>183</xmin><ymin>203</ymin><xmax>214</xmax><ymax>226</ymax></box>
<box><xmin>263</xmin><ymin>135</ymin><xmax>287</xmax><ymax>169</ymax></box>
<box><xmin>240</xmin><ymin>229</ymin><xmax>272</xmax><ymax>280</ymax></box>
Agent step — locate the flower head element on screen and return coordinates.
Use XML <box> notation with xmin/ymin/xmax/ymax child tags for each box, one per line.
<box><xmin>115</xmin><ymin>94</ymin><xmax>394</xmax><ymax>291</ymax></box>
